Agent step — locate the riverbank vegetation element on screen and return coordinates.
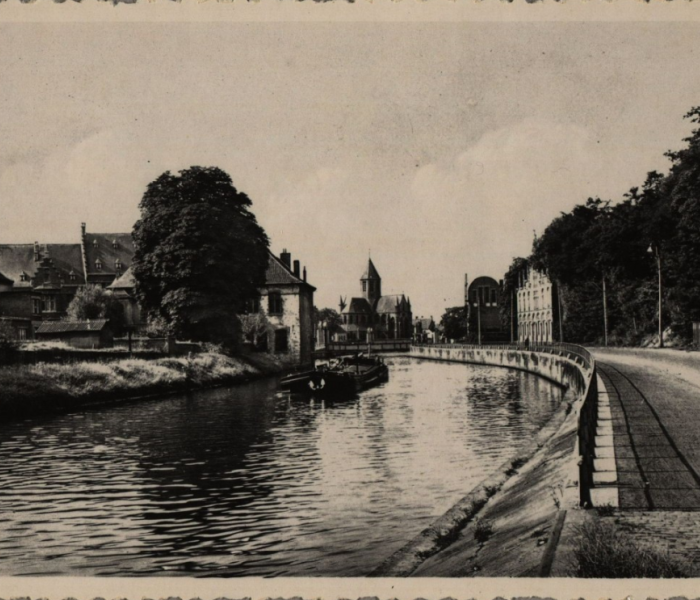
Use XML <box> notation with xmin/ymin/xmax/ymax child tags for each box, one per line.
<box><xmin>0</xmin><ymin>350</ymin><xmax>283</xmax><ymax>422</ymax></box>
<box><xmin>573</xmin><ymin>519</ymin><xmax>690</xmax><ymax>578</ymax></box>
<box><xmin>503</xmin><ymin>105</ymin><xmax>700</xmax><ymax>346</ymax></box>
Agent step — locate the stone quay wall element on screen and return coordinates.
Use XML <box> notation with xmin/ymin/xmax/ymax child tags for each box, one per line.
<box><xmin>370</xmin><ymin>343</ymin><xmax>600</xmax><ymax>577</ymax></box>
<box><xmin>409</xmin><ymin>343</ymin><xmax>599</xmax><ymax>507</ymax></box>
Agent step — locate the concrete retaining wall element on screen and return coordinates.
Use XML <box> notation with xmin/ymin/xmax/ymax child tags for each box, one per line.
<box><xmin>370</xmin><ymin>344</ymin><xmax>599</xmax><ymax>576</ymax></box>
<box><xmin>409</xmin><ymin>344</ymin><xmax>589</xmax><ymax>396</ymax></box>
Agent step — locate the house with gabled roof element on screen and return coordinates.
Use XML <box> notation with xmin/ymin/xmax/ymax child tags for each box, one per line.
<box><xmin>0</xmin><ymin>223</ymin><xmax>134</xmax><ymax>338</ymax></box>
<box><xmin>253</xmin><ymin>249</ymin><xmax>316</xmax><ymax>367</ymax></box>
<box><xmin>0</xmin><ymin>225</ymin><xmax>316</xmax><ymax>365</ymax></box>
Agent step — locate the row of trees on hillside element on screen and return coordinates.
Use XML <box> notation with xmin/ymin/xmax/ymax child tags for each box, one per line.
<box><xmin>522</xmin><ymin>106</ymin><xmax>700</xmax><ymax>345</ymax></box>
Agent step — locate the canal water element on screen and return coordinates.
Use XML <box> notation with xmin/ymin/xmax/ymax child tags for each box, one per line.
<box><xmin>0</xmin><ymin>356</ymin><xmax>564</xmax><ymax>577</ymax></box>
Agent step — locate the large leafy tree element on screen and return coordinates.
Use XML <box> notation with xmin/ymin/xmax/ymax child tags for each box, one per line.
<box><xmin>132</xmin><ymin>167</ymin><xmax>269</xmax><ymax>346</ymax></box>
<box><xmin>65</xmin><ymin>284</ymin><xmax>126</xmax><ymax>336</ymax></box>
<box><xmin>440</xmin><ymin>306</ymin><xmax>468</xmax><ymax>341</ymax></box>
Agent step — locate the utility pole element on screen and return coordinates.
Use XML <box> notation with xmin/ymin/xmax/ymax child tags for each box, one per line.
<box><xmin>557</xmin><ymin>282</ymin><xmax>564</xmax><ymax>343</ymax></box>
<box><xmin>477</xmin><ymin>296</ymin><xmax>482</xmax><ymax>345</ymax></box>
<box><xmin>647</xmin><ymin>244</ymin><xmax>663</xmax><ymax>348</ymax></box>
<box><xmin>602</xmin><ymin>276</ymin><xmax>608</xmax><ymax>347</ymax></box>
<box><xmin>657</xmin><ymin>248</ymin><xmax>663</xmax><ymax>348</ymax></box>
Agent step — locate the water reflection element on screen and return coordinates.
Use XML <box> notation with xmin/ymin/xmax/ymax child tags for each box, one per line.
<box><xmin>0</xmin><ymin>357</ymin><xmax>563</xmax><ymax>577</ymax></box>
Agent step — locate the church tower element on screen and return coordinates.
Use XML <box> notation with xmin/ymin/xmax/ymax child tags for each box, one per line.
<box><xmin>361</xmin><ymin>258</ymin><xmax>382</xmax><ymax>306</ymax></box>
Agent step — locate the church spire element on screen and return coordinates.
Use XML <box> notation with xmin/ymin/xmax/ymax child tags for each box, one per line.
<box><xmin>361</xmin><ymin>258</ymin><xmax>381</xmax><ymax>305</ymax></box>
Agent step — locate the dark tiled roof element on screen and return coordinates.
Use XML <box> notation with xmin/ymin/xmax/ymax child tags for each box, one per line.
<box><xmin>342</xmin><ymin>297</ymin><xmax>373</xmax><ymax>315</ymax></box>
<box><xmin>361</xmin><ymin>258</ymin><xmax>380</xmax><ymax>280</ymax></box>
<box><xmin>36</xmin><ymin>319</ymin><xmax>109</xmax><ymax>334</ymax></box>
<box><xmin>83</xmin><ymin>232</ymin><xmax>134</xmax><ymax>278</ymax></box>
<box><xmin>108</xmin><ymin>267</ymin><xmax>136</xmax><ymax>290</ymax></box>
<box><xmin>414</xmin><ymin>318</ymin><xmax>435</xmax><ymax>330</ymax></box>
<box><xmin>376</xmin><ymin>294</ymin><xmax>408</xmax><ymax>314</ymax></box>
<box><xmin>0</xmin><ymin>244</ymin><xmax>84</xmax><ymax>287</ymax></box>
<box><xmin>265</xmin><ymin>251</ymin><xmax>315</xmax><ymax>290</ymax></box>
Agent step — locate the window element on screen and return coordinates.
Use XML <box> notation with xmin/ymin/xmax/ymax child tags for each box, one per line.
<box><xmin>268</xmin><ymin>292</ymin><xmax>283</xmax><ymax>315</ymax></box>
<box><xmin>32</xmin><ymin>298</ymin><xmax>41</xmax><ymax>314</ymax></box>
<box><xmin>19</xmin><ymin>272</ymin><xmax>28</xmax><ymax>282</ymax></box>
<box><xmin>45</xmin><ymin>296</ymin><xmax>57</xmax><ymax>312</ymax></box>
<box><xmin>115</xmin><ymin>259</ymin><xmax>122</xmax><ymax>271</ymax></box>
<box><xmin>93</xmin><ymin>239</ymin><xmax>98</xmax><ymax>248</ymax></box>
<box><xmin>274</xmin><ymin>329</ymin><xmax>289</xmax><ymax>352</ymax></box>
<box><xmin>343</xmin><ymin>314</ymin><xmax>347</xmax><ymax>324</ymax></box>
<box><xmin>362</xmin><ymin>280</ymin><xmax>367</xmax><ymax>292</ymax></box>
<box><xmin>95</xmin><ymin>259</ymin><xmax>102</xmax><ymax>271</ymax></box>
<box><xmin>69</xmin><ymin>271</ymin><xmax>76</xmax><ymax>282</ymax></box>
<box><xmin>490</xmin><ymin>289</ymin><xmax>497</xmax><ymax>306</ymax></box>
<box><xmin>18</xmin><ymin>328</ymin><xmax>27</xmax><ymax>341</ymax></box>
<box><xmin>112</xmin><ymin>240</ymin><xmax>119</xmax><ymax>249</ymax></box>
<box><xmin>243</xmin><ymin>297</ymin><xmax>261</xmax><ymax>314</ymax></box>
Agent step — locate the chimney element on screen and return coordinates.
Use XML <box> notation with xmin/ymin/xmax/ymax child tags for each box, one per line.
<box><xmin>81</xmin><ymin>222</ymin><xmax>86</xmax><ymax>237</ymax></box>
<box><xmin>303</xmin><ymin>266</ymin><xmax>307</xmax><ymax>282</ymax></box>
<box><xmin>293</xmin><ymin>260</ymin><xmax>300</xmax><ymax>277</ymax></box>
<box><xmin>280</xmin><ymin>249</ymin><xmax>291</xmax><ymax>269</ymax></box>
<box><xmin>34</xmin><ymin>242</ymin><xmax>40</xmax><ymax>262</ymax></box>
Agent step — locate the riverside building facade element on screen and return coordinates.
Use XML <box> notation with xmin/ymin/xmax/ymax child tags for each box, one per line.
<box><xmin>0</xmin><ymin>225</ymin><xmax>316</xmax><ymax>367</ymax></box>
<box><xmin>516</xmin><ymin>266</ymin><xmax>558</xmax><ymax>343</ymax></box>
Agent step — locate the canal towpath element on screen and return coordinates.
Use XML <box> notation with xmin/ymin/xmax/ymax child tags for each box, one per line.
<box><xmin>589</xmin><ymin>347</ymin><xmax>700</xmax><ymax>574</ymax></box>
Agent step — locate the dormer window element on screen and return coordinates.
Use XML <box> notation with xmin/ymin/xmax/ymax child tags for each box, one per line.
<box><xmin>115</xmin><ymin>259</ymin><xmax>122</xmax><ymax>271</ymax></box>
<box><xmin>93</xmin><ymin>239</ymin><xmax>98</xmax><ymax>248</ymax></box>
<box><xmin>69</xmin><ymin>270</ymin><xmax>76</xmax><ymax>281</ymax></box>
<box><xmin>95</xmin><ymin>259</ymin><xmax>102</xmax><ymax>271</ymax></box>
<box><xmin>19</xmin><ymin>272</ymin><xmax>28</xmax><ymax>282</ymax></box>
<box><xmin>112</xmin><ymin>240</ymin><xmax>119</xmax><ymax>249</ymax></box>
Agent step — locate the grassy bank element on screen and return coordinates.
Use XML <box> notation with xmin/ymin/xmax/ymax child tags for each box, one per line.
<box><xmin>0</xmin><ymin>351</ymin><xmax>284</xmax><ymax>422</ymax></box>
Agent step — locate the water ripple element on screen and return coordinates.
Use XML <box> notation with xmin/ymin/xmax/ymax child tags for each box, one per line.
<box><xmin>0</xmin><ymin>357</ymin><xmax>562</xmax><ymax>576</ymax></box>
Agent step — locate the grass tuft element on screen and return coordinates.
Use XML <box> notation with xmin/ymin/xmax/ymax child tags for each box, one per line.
<box><xmin>474</xmin><ymin>519</ymin><xmax>494</xmax><ymax>544</ymax></box>
<box><xmin>573</xmin><ymin>519</ymin><xmax>690</xmax><ymax>578</ymax></box>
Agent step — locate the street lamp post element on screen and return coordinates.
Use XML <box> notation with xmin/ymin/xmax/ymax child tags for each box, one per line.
<box><xmin>477</xmin><ymin>296</ymin><xmax>482</xmax><ymax>346</ymax></box>
<box><xmin>648</xmin><ymin>243</ymin><xmax>663</xmax><ymax>349</ymax></box>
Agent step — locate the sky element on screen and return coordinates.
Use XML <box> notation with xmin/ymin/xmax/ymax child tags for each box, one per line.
<box><xmin>1</xmin><ymin>21</ymin><xmax>700</xmax><ymax>319</ymax></box>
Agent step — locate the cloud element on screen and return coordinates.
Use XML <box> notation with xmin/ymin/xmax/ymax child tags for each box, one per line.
<box><xmin>403</xmin><ymin>118</ymin><xmax>608</xmax><ymax>312</ymax></box>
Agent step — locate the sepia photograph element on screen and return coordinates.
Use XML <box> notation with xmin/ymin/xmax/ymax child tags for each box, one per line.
<box><xmin>1</xmin><ymin>3</ymin><xmax>700</xmax><ymax>595</ymax></box>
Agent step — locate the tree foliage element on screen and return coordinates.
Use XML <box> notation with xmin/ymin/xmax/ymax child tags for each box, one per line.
<box><xmin>65</xmin><ymin>285</ymin><xmax>125</xmax><ymax>336</ymax></box>
<box><xmin>313</xmin><ymin>307</ymin><xmax>343</xmax><ymax>335</ymax></box>
<box><xmin>440</xmin><ymin>306</ymin><xmax>468</xmax><ymax>341</ymax></box>
<box><xmin>529</xmin><ymin>106</ymin><xmax>700</xmax><ymax>344</ymax></box>
<box><xmin>132</xmin><ymin>167</ymin><xmax>269</xmax><ymax>346</ymax></box>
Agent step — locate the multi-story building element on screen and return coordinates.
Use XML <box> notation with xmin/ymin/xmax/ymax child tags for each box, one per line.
<box><xmin>0</xmin><ymin>226</ymin><xmax>317</xmax><ymax>367</ymax></box>
<box><xmin>515</xmin><ymin>266</ymin><xmax>558</xmax><ymax>343</ymax></box>
<box><xmin>255</xmin><ymin>250</ymin><xmax>316</xmax><ymax>368</ymax></box>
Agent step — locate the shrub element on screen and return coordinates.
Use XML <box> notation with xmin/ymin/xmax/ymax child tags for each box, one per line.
<box><xmin>595</xmin><ymin>503</ymin><xmax>616</xmax><ymax>517</ymax></box>
<box><xmin>474</xmin><ymin>519</ymin><xmax>494</xmax><ymax>544</ymax></box>
<box><xmin>505</xmin><ymin>456</ymin><xmax>528</xmax><ymax>476</ymax></box>
<box><xmin>483</xmin><ymin>484</ymin><xmax>499</xmax><ymax>498</ymax></box>
<box><xmin>573</xmin><ymin>520</ymin><xmax>690</xmax><ymax>578</ymax></box>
